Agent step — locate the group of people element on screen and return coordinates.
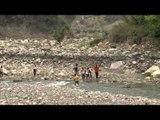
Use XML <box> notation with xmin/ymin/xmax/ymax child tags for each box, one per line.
<box><xmin>73</xmin><ymin>64</ymin><xmax>100</xmax><ymax>86</ymax></box>
<box><xmin>0</xmin><ymin>63</ymin><xmax>100</xmax><ymax>86</ymax></box>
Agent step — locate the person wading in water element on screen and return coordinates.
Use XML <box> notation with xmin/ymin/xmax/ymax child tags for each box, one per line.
<box><xmin>73</xmin><ymin>63</ymin><xmax>79</xmax><ymax>75</ymax></box>
<box><xmin>94</xmin><ymin>64</ymin><xmax>100</xmax><ymax>82</ymax></box>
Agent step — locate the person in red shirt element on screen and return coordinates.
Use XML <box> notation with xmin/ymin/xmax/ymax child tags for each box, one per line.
<box><xmin>94</xmin><ymin>64</ymin><xmax>100</xmax><ymax>81</ymax></box>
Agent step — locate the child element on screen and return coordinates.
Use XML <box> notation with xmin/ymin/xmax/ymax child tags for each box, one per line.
<box><xmin>74</xmin><ymin>74</ymin><xmax>80</xmax><ymax>86</ymax></box>
<box><xmin>81</xmin><ymin>67</ymin><xmax>86</xmax><ymax>81</ymax></box>
<box><xmin>86</xmin><ymin>67</ymin><xmax>92</xmax><ymax>80</ymax></box>
<box><xmin>73</xmin><ymin>63</ymin><xmax>79</xmax><ymax>75</ymax></box>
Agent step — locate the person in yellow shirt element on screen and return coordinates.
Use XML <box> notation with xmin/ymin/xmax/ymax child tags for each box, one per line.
<box><xmin>74</xmin><ymin>74</ymin><xmax>80</xmax><ymax>86</ymax></box>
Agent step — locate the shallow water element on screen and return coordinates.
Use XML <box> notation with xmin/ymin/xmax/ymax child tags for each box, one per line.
<box><xmin>1</xmin><ymin>79</ymin><xmax>160</xmax><ymax>99</ymax></box>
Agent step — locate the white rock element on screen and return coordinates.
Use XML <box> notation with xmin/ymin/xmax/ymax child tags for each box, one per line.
<box><xmin>152</xmin><ymin>70</ymin><xmax>160</xmax><ymax>78</ymax></box>
<box><xmin>110</xmin><ymin>61</ymin><xmax>123</xmax><ymax>69</ymax></box>
<box><xmin>145</xmin><ymin>66</ymin><xmax>159</xmax><ymax>74</ymax></box>
<box><xmin>108</xmin><ymin>48</ymin><xmax>117</xmax><ymax>51</ymax></box>
<box><xmin>145</xmin><ymin>76</ymin><xmax>151</xmax><ymax>80</ymax></box>
<box><xmin>132</xmin><ymin>61</ymin><xmax>137</xmax><ymax>64</ymax></box>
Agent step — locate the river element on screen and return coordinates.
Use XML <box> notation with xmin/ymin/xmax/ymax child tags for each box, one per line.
<box><xmin>1</xmin><ymin>79</ymin><xmax>160</xmax><ymax>99</ymax></box>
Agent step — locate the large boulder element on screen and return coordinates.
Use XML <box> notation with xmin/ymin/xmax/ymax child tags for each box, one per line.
<box><xmin>110</xmin><ymin>61</ymin><xmax>123</xmax><ymax>69</ymax></box>
<box><xmin>152</xmin><ymin>70</ymin><xmax>160</xmax><ymax>78</ymax></box>
<box><xmin>145</xmin><ymin>65</ymin><xmax>159</xmax><ymax>75</ymax></box>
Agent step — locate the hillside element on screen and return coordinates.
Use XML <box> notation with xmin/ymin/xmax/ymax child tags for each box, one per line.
<box><xmin>0</xmin><ymin>15</ymin><xmax>123</xmax><ymax>39</ymax></box>
<box><xmin>0</xmin><ymin>15</ymin><xmax>75</xmax><ymax>39</ymax></box>
<box><xmin>69</xmin><ymin>15</ymin><xmax>123</xmax><ymax>38</ymax></box>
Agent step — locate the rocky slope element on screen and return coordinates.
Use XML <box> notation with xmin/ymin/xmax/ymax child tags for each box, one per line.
<box><xmin>70</xmin><ymin>15</ymin><xmax>123</xmax><ymax>38</ymax></box>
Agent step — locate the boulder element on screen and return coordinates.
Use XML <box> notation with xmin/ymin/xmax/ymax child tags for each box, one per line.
<box><xmin>145</xmin><ymin>66</ymin><xmax>159</xmax><ymax>75</ymax></box>
<box><xmin>110</xmin><ymin>61</ymin><xmax>123</xmax><ymax>69</ymax></box>
<box><xmin>152</xmin><ymin>70</ymin><xmax>160</xmax><ymax>78</ymax></box>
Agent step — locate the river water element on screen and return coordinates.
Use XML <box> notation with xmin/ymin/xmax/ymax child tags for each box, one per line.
<box><xmin>1</xmin><ymin>79</ymin><xmax>160</xmax><ymax>99</ymax></box>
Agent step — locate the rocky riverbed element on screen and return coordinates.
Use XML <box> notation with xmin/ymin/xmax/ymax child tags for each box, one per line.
<box><xmin>1</xmin><ymin>38</ymin><xmax>160</xmax><ymax>82</ymax></box>
<box><xmin>0</xmin><ymin>38</ymin><xmax>160</xmax><ymax>105</ymax></box>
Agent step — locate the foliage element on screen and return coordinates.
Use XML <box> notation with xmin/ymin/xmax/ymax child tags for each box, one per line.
<box><xmin>110</xmin><ymin>22</ymin><xmax>148</xmax><ymax>44</ymax></box>
<box><xmin>0</xmin><ymin>15</ymin><xmax>75</xmax><ymax>39</ymax></box>
<box><xmin>110</xmin><ymin>15</ymin><xmax>160</xmax><ymax>44</ymax></box>
<box><xmin>144</xmin><ymin>15</ymin><xmax>160</xmax><ymax>37</ymax></box>
<box><xmin>53</xmin><ymin>23</ymin><xmax>69</xmax><ymax>43</ymax></box>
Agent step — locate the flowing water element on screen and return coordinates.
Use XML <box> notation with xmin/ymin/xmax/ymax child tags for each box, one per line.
<box><xmin>1</xmin><ymin>79</ymin><xmax>160</xmax><ymax>99</ymax></box>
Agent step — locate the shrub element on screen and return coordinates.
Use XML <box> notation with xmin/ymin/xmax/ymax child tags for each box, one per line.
<box><xmin>53</xmin><ymin>24</ymin><xmax>69</xmax><ymax>43</ymax></box>
<box><xmin>109</xmin><ymin>23</ymin><xmax>148</xmax><ymax>44</ymax></box>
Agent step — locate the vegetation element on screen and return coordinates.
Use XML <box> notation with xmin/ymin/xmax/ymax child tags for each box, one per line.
<box><xmin>110</xmin><ymin>22</ymin><xmax>148</xmax><ymax>44</ymax></box>
<box><xmin>110</xmin><ymin>15</ymin><xmax>160</xmax><ymax>45</ymax></box>
<box><xmin>1</xmin><ymin>15</ymin><xmax>160</xmax><ymax>47</ymax></box>
<box><xmin>53</xmin><ymin>23</ymin><xmax>69</xmax><ymax>43</ymax></box>
<box><xmin>0</xmin><ymin>15</ymin><xmax>75</xmax><ymax>39</ymax></box>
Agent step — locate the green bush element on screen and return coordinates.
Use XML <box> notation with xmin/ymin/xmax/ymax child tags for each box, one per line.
<box><xmin>53</xmin><ymin>24</ymin><xmax>69</xmax><ymax>43</ymax></box>
<box><xmin>109</xmin><ymin>23</ymin><xmax>148</xmax><ymax>44</ymax></box>
<box><xmin>144</xmin><ymin>15</ymin><xmax>160</xmax><ymax>37</ymax></box>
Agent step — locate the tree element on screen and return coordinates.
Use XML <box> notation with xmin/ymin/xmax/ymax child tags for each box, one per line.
<box><xmin>53</xmin><ymin>23</ymin><xmax>69</xmax><ymax>43</ymax></box>
<box><xmin>144</xmin><ymin>15</ymin><xmax>160</xmax><ymax>37</ymax></box>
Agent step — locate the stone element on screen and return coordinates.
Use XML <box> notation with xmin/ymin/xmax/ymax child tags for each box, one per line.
<box><xmin>110</xmin><ymin>61</ymin><xmax>123</xmax><ymax>69</ymax></box>
<box><xmin>44</xmin><ymin>77</ymin><xmax>49</xmax><ymax>80</ymax></box>
<box><xmin>145</xmin><ymin>66</ymin><xmax>159</xmax><ymax>75</ymax></box>
<box><xmin>145</xmin><ymin>76</ymin><xmax>151</xmax><ymax>80</ymax></box>
<box><xmin>152</xmin><ymin>70</ymin><xmax>160</xmax><ymax>78</ymax></box>
<box><xmin>110</xmin><ymin>44</ymin><xmax>116</xmax><ymax>48</ymax></box>
<box><xmin>132</xmin><ymin>61</ymin><xmax>137</xmax><ymax>64</ymax></box>
<box><xmin>108</xmin><ymin>48</ymin><xmax>117</xmax><ymax>52</ymax></box>
<box><xmin>35</xmin><ymin>58</ymin><xmax>41</xmax><ymax>63</ymax></box>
